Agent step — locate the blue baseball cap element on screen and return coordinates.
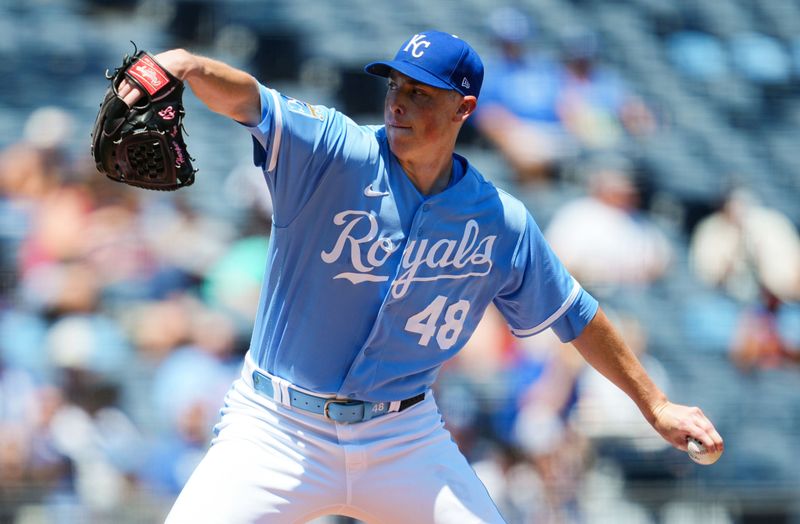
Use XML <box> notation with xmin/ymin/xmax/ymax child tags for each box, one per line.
<box><xmin>365</xmin><ymin>31</ymin><xmax>484</xmax><ymax>98</ymax></box>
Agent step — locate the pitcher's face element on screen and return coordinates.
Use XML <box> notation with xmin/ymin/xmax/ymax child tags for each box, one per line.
<box><xmin>383</xmin><ymin>71</ymin><xmax>463</xmax><ymax>159</ymax></box>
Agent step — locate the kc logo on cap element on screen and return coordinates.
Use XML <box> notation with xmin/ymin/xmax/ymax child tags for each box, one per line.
<box><xmin>364</xmin><ymin>30</ymin><xmax>484</xmax><ymax>98</ymax></box>
<box><xmin>404</xmin><ymin>34</ymin><xmax>431</xmax><ymax>58</ymax></box>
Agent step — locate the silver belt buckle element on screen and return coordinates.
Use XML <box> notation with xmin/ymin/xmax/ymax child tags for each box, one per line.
<box><xmin>323</xmin><ymin>398</ymin><xmax>351</xmax><ymax>420</ymax></box>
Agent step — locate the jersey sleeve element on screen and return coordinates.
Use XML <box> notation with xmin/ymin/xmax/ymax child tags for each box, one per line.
<box><xmin>244</xmin><ymin>83</ymin><xmax>368</xmax><ymax>227</ymax></box>
<box><xmin>494</xmin><ymin>212</ymin><xmax>599</xmax><ymax>342</ymax></box>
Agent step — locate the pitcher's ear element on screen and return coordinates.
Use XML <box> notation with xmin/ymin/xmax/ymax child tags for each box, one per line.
<box><xmin>455</xmin><ymin>96</ymin><xmax>477</xmax><ymax>120</ymax></box>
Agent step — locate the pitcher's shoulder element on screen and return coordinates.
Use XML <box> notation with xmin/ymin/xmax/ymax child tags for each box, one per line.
<box><xmin>466</xmin><ymin>167</ymin><xmax>530</xmax><ymax>227</ymax></box>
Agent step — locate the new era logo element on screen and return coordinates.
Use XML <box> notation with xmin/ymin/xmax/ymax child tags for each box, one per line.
<box><xmin>461</xmin><ymin>77</ymin><xmax>471</xmax><ymax>89</ymax></box>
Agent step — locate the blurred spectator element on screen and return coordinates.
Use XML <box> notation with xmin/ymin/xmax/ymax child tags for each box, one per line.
<box><xmin>140</xmin><ymin>303</ymin><xmax>239</xmax><ymax>495</ymax></box>
<box><xmin>45</xmin><ymin>292</ymin><xmax>133</xmax><ymax>380</ymax></box>
<box><xmin>730</xmin><ymin>287</ymin><xmax>800</xmax><ymax>371</ymax></box>
<box><xmin>510</xmin><ymin>332</ymin><xmax>590</xmax><ymax>524</ymax></box>
<box><xmin>202</xmin><ymin>228</ymin><xmax>269</xmax><ymax>330</ymax></box>
<box><xmin>545</xmin><ymin>156</ymin><xmax>672</xmax><ymax>291</ymax></box>
<box><xmin>471</xmin><ymin>445</ymin><xmax>540</xmax><ymax>524</ymax></box>
<box><xmin>23</xmin><ymin>107</ymin><xmax>76</xmax><ymax>153</ymax></box>
<box><xmin>556</xmin><ymin>30</ymin><xmax>656</xmax><ymax>152</ymax></box>
<box><xmin>0</xmin><ymin>143</ymin><xmax>60</xmax><ymax>202</ymax></box>
<box><xmin>17</xmin><ymin>183</ymin><xmax>93</xmax><ymax>280</ymax></box>
<box><xmin>119</xmin><ymin>295</ymin><xmax>196</xmax><ymax>434</ymax></box>
<box><xmin>149</xmin><ymin>301</ymin><xmax>238</xmax><ymax>433</ymax></box>
<box><xmin>46</xmin><ymin>367</ymin><xmax>142</xmax><ymax>517</ymax></box>
<box><xmin>0</xmin><ymin>361</ymin><xmax>44</xmax><ymax>490</ymax></box>
<box><xmin>141</xmin><ymin>195</ymin><xmax>236</xmax><ymax>290</ymax></box>
<box><xmin>0</xmin><ymin>378</ymin><xmax>71</xmax><ymax>522</ymax></box>
<box><xmin>79</xmin><ymin>185</ymin><xmax>161</xmax><ymax>302</ymax></box>
<box><xmin>473</xmin><ymin>6</ymin><xmax>574</xmax><ymax>185</ymax></box>
<box><xmin>138</xmin><ymin>399</ymin><xmax>214</xmax><ymax>496</ymax></box>
<box><xmin>127</xmin><ymin>296</ymin><xmax>194</xmax><ymax>366</ymax></box>
<box><xmin>685</xmin><ymin>189</ymin><xmax>800</xmax><ymax>366</ymax></box>
<box><xmin>0</xmin><ymin>143</ymin><xmax>61</xmax><ymax>300</ymax></box>
<box><xmin>689</xmin><ymin>188</ymin><xmax>800</xmax><ymax>304</ymax></box>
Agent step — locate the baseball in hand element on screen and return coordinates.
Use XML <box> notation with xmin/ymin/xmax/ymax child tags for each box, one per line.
<box><xmin>687</xmin><ymin>437</ymin><xmax>722</xmax><ymax>465</ymax></box>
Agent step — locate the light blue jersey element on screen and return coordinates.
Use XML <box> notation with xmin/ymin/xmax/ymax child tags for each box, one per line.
<box><xmin>246</xmin><ymin>83</ymin><xmax>598</xmax><ymax>402</ymax></box>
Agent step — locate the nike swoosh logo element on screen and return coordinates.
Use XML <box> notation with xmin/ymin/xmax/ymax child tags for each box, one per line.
<box><xmin>364</xmin><ymin>184</ymin><xmax>390</xmax><ymax>198</ymax></box>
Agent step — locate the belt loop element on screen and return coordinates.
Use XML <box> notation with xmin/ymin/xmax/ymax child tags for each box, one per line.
<box><xmin>277</xmin><ymin>380</ymin><xmax>290</xmax><ymax>406</ymax></box>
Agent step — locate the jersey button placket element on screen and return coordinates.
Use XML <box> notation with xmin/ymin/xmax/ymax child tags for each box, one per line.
<box><xmin>418</xmin><ymin>202</ymin><xmax>432</xmax><ymax>236</ymax></box>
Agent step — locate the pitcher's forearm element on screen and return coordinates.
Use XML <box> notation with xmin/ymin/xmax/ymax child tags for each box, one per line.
<box><xmin>571</xmin><ymin>308</ymin><xmax>668</xmax><ymax>424</ymax></box>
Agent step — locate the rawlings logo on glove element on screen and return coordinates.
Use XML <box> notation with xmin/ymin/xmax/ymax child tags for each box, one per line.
<box><xmin>91</xmin><ymin>45</ymin><xmax>196</xmax><ymax>191</ymax></box>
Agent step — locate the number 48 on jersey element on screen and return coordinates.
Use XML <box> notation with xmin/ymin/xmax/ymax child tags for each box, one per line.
<box><xmin>405</xmin><ymin>295</ymin><xmax>471</xmax><ymax>351</ymax></box>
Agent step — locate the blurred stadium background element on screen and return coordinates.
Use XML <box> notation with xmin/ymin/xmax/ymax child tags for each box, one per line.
<box><xmin>1</xmin><ymin>0</ymin><xmax>800</xmax><ymax>522</ymax></box>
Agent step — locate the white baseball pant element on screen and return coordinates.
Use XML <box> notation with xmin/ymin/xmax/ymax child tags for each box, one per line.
<box><xmin>164</xmin><ymin>355</ymin><xmax>506</xmax><ymax>523</ymax></box>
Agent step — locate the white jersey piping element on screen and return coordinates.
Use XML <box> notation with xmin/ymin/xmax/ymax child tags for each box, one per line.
<box><xmin>267</xmin><ymin>88</ymin><xmax>283</xmax><ymax>173</ymax></box>
<box><xmin>510</xmin><ymin>278</ymin><xmax>581</xmax><ymax>337</ymax></box>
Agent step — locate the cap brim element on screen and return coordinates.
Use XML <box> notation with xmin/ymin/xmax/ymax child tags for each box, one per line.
<box><xmin>364</xmin><ymin>60</ymin><xmax>454</xmax><ymax>91</ymax></box>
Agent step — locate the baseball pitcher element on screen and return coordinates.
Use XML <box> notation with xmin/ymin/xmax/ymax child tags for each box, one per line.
<box><xmin>105</xmin><ymin>30</ymin><xmax>723</xmax><ymax>524</ymax></box>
